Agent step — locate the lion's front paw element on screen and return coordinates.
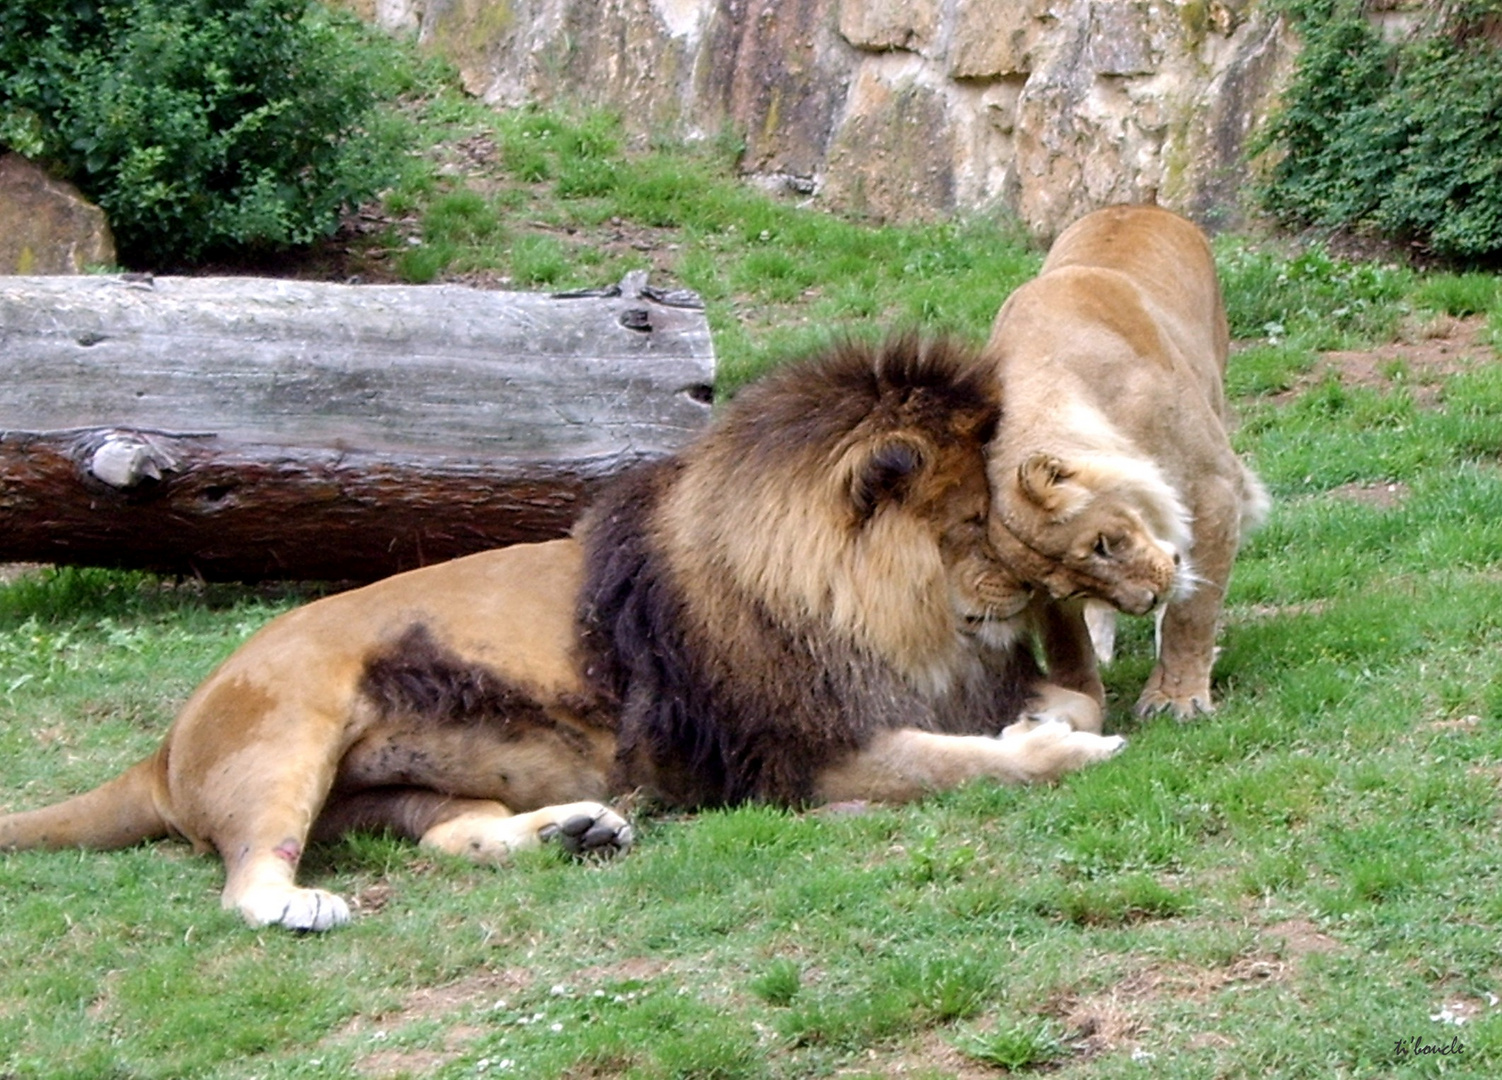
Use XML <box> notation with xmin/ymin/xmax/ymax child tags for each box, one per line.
<box><xmin>1010</xmin><ymin>718</ymin><xmax>1126</xmax><ymax>780</ymax></box>
<box><xmin>539</xmin><ymin>803</ymin><xmax>633</xmax><ymax>859</ymax></box>
<box><xmin>236</xmin><ymin>884</ymin><xmax>351</xmax><ymax>932</ymax></box>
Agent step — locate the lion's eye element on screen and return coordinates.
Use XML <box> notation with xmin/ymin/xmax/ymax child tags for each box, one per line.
<box><xmin>1094</xmin><ymin>535</ymin><xmax>1113</xmax><ymax>559</ymax></box>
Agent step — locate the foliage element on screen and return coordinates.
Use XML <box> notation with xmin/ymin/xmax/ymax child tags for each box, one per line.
<box><xmin>0</xmin><ymin>0</ymin><xmax>423</xmax><ymax>268</ymax></box>
<box><xmin>1257</xmin><ymin>0</ymin><xmax>1502</xmax><ymax>260</ymax></box>
<box><xmin>1215</xmin><ymin>234</ymin><xmax>1412</xmax><ymax>346</ymax></box>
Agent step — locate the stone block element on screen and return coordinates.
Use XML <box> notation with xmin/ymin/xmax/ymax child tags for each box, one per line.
<box><xmin>822</xmin><ymin>68</ymin><xmax>955</xmax><ymax>222</ymax></box>
<box><xmin>949</xmin><ymin>0</ymin><xmax>1048</xmax><ymax>79</ymax></box>
<box><xmin>0</xmin><ymin>154</ymin><xmax>115</xmax><ymax>275</ymax></box>
<box><xmin>839</xmin><ymin>0</ymin><xmax>940</xmax><ymax>53</ymax></box>
<box><xmin>1087</xmin><ymin>0</ymin><xmax>1157</xmax><ymax>76</ymax></box>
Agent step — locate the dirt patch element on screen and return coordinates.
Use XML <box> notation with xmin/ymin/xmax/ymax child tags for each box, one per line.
<box><xmin>335</xmin><ymin>957</ymin><xmax>683</xmax><ymax>1078</ymax></box>
<box><xmin>1328</xmin><ymin>480</ymin><xmax>1412</xmax><ymax>509</ymax></box>
<box><xmin>1274</xmin><ymin>314</ymin><xmax>1493</xmax><ymax>407</ymax></box>
<box><xmin>1425</xmin><ymin>714</ymin><xmax>1483</xmax><ymax>734</ymax></box>
<box><xmin>1263</xmin><ymin>917</ymin><xmax>1343</xmax><ymax>956</ymax></box>
<box><xmin>1041</xmin><ymin>923</ymin><xmax>1346</xmax><ymax>1063</ymax></box>
<box><xmin>847</xmin><ymin>1030</ymin><xmax>1004</xmax><ymax>1080</ymax></box>
<box><xmin>337</xmin><ymin>969</ymin><xmax>533</xmax><ymax>1078</ymax></box>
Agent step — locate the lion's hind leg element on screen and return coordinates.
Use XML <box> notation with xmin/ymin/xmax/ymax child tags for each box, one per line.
<box><xmin>184</xmin><ymin>707</ymin><xmax>353</xmax><ymax>932</ymax></box>
<box><xmin>814</xmin><ymin>725</ymin><xmax>1125</xmax><ymax>804</ymax></box>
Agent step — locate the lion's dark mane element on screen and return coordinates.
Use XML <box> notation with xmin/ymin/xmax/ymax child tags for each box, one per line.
<box><xmin>575</xmin><ymin>338</ymin><xmax>1043</xmax><ymax>809</ymax></box>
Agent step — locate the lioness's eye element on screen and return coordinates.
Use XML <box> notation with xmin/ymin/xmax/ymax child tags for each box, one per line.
<box><xmin>1094</xmin><ymin>535</ymin><xmax>1113</xmax><ymax>559</ymax></box>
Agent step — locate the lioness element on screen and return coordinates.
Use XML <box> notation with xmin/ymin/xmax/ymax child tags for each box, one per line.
<box><xmin>0</xmin><ymin>336</ymin><xmax>1125</xmax><ymax>931</ymax></box>
<box><xmin>985</xmin><ymin>205</ymin><xmax>1269</xmax><ymax>718</ymax></box>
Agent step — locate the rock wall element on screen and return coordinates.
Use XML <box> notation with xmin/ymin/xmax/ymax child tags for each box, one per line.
<box><xmin>366</xmin><ymin>1</ymin><xmax>1298</xmax><ymax>238</ymax></box>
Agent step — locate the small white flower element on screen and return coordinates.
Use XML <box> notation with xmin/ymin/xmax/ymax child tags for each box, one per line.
<box><xmin>550</xmin><ymin>1022</ymin><xmax>564</xmax><ymax>1033</ymax></box>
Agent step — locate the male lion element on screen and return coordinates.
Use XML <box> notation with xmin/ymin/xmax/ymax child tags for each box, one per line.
<box><xmin>0</xmin><ymin>336</ymin><xmax>1124</xmax><ymax>931</ymax></box>
<box><xmin>985</xmin><ymin>205</ymin><xmax>1269</xmax><ymax>718</ymax></box>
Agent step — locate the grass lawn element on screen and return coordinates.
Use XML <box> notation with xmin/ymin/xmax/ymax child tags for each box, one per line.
<box><xmin>2</xmin><ymin>103</ymin><xmax>1501</xmax><ymax>1078</ymax></box>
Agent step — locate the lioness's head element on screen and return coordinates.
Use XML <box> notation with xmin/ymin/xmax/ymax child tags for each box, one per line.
<box><xmin>990</xmin><ymin>451</ymin><xmax>1189</xmax><ymax>615</ymax></box>
<box><xmin>663</xmin><ymin>335</ymin><xmax>1032</xmax><ymax>688</ymax></box>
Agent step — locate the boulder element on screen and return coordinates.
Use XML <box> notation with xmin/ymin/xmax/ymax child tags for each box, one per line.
<box><xmin>0</xmin><ymin>154</ymin><xmax>116</xmax><ymax>274</ymax></box>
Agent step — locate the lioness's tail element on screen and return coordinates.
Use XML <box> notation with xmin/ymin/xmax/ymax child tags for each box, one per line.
<box><xmin>0</xmin><ymin>755</ymin><xmax>170</xmax><ymax>851</ymax></box>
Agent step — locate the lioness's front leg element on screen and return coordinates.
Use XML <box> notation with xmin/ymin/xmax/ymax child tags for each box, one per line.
<box><xmin>1138</xmin><ymin>488</ymin><xmax>1241</xmax><ymax>719</ymax></box>
<box><xmin>1138</xmin><ymin>588</ymin><xmax>1221</xmax><ymax>718</ymax></box>
<box><xmin>814</xmin><ymin>724</ymin><xmax>1124</xmax><ymax>804</ymax></box>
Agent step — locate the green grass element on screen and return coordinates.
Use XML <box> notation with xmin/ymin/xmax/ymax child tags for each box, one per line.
<box><xmin>3</xmin><ymin>95</ymin><xmax>1502</xmax><ymax>1078</ymax></box>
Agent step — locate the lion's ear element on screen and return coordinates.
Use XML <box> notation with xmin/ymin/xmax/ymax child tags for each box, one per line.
<box><xmin>1016</xmin><ymin>452</ymin><xmax>1077</xmax><ymax>514</ymax></box>
<box><xmin>852</xmin><ymin>439</ymin><xmax>927</xmax><ymax>521</ymax></box>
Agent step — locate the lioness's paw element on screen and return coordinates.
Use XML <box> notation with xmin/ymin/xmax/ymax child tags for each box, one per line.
<box><xmin>539</xmin><ymin>804</ymin><xmax>633</xmax><ymax>859</ymax></box>
<box><xmin>238</xmin><ymin>885</ymin><xmax>351</xmax><ymax>932</ymax></box>
<box><xmin>1136</xmin><ymin>680</ymin><xmax>1215</xmax><ymax>720</ymax></box>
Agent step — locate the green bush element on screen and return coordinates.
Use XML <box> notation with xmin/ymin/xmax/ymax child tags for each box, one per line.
<box><xmin>0</xmin><ymin>0</ymin><xmax>416</xmax><ymax>268</ymax></box>
<box><xmin>1257</xmin><ymin>0</ymin><xmax>1502</xmax><ymax>261</ymax></box>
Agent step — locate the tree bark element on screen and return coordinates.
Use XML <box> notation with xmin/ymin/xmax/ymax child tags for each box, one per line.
<box><xmin>0</xmin><ymin>273</ymin><xmax>714</xmax><ymax>582</ymax></box>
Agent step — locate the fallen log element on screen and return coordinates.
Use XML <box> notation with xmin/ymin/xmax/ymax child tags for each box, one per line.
<box><xmin>0</xmin><ymin>272</ymin><xmax>715</xmax><ymax>582</ymax></box>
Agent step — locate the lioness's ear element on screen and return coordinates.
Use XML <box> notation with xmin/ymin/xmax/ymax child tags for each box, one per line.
<box><xmin>852</xmin><ymin>439</ymin><xmax>926</xmax><ymax>521</ymax></box>
<box><xmin>1016</xmin><ymin>452</ymin><xmax>1077</xmax><ymax>513</ymax></box>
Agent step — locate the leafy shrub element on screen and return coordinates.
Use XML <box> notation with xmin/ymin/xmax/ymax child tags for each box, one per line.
<box><xmin>0</xmin><ymin>0</ymin><xmax>417</xmax><ymax>268</ymax></box>
<box><xmin>1257</xmin><ymin>0</ymin><xmax>1502</xmax><ymax>261</ymax></box>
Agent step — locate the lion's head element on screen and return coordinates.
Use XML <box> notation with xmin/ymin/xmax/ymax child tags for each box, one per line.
<box><xmin>663</xmin><ymin>334</ymin><xmax>1033</xmax><ymax>680</ymax></box>
<box><xmin>577</xmin><ymin>335</ymin><xmax>1042</xmax><ymax>806</ymax></box>
<box><xmin>988</xmin><ymin>449</ymin><xmax>1189</xmax><ymax>616</ymax></box>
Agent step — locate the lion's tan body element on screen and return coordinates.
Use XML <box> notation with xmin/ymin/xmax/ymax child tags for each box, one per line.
<box><xmin>0</xmin><ymin>337</ymin><xmax>1124</xmax><ymax>931</ymax></box>
<box><xmin>985</xmin><ymin>205</ymin><xmax>1269</xmax><ymax>717</ymax></box>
